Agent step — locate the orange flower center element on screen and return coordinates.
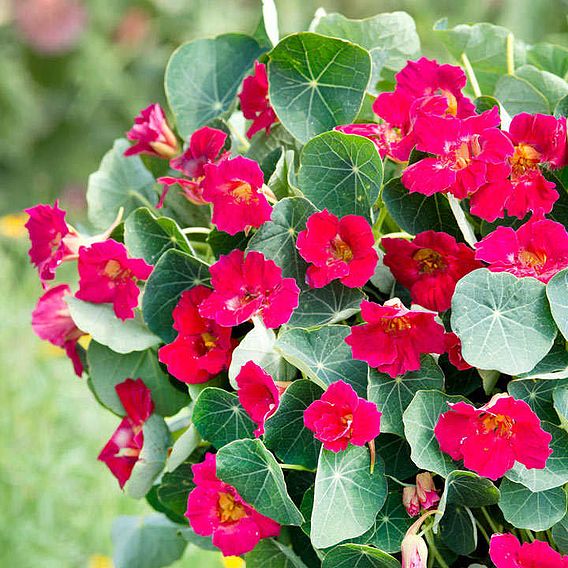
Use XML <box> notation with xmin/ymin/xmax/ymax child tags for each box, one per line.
<box><xmin>453</xmin><ymin>137</ymin><xmax>482</xmax><ymax>170</ymax></box>
<box><xmin>103</xmin><ymin>259</ymin><xmax>132</xmax><ymax>281</ymax></box>
<box><xmin>413</xmin><ymin>248</ymin><xmax>447</xmax><ymax>274</ymax></box>
<box><xmin>341</xmin><ymin>413</ymin><xmax>353</xmax><ymax>427</ymax></box>
<box><xmin>201</xmin><ymin>332</ymin><xmax>217</xmax><ymax>350</ymax></box>
<box><xmin>441</xmin><ymin>90</ymin><xmax>458</xmax><ymax>116</ymax></box>
<box><xmin>227</xmin><ymin>181</ymin><xmax>257</xmax><ymax>204</ymax></box>
<box><xmin>218</xmin><ymin>492</ymin><xmax>247</xmax><ymax>524</ymax></box>
<box><xmin>382</xmin><ymin>316</ymin><xmax>412</xmax><ymax>334</ymax></box>
<box><xmin>479</xmin><ymin>413</ymin><xmax>515</xmax><ymax>439</ymax></box>
<box><xmin>331</xmin><ymin>236</ymin><xmax>353</xmax><ymax>262</ymax></box>
<box><xmin>518</xmin><ymin>249</ymin><xmax>547</xmax><ymax>271</ymax></box>
<box><xmin>511</xmin><ymin>143</ymin><xmax>541</xmax><ymax>177</ymax></box>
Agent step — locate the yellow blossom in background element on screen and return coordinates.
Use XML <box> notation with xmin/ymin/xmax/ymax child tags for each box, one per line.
<box><xmin>40</xmin><ymin>343</ymin><xmax>65</xmax><ymax>358</ymax></box>
<box><xmin>88</xmin><ymin>555</ymin><xmax>113</xmax><ymax>568</ymax></box>
<box><xmin>223</xmin><ymin>556</ymin><xmax>245</xmax><ymax>568</ymax></box>
<box><xmin>0</xmin><ymin>213</ymin><xmax>28</xmax><ymax>239</ymax></box>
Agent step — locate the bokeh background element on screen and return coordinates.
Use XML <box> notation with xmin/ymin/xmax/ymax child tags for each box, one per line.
<box><xmin>1</xmin><ymin>0</ymin><xmax>566</xmax><ymax>566</ymax></box>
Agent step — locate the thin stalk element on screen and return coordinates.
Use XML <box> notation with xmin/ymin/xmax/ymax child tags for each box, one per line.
<box><xmin>506</xmin><ymin>33</ymin><xmax>515</xmax><ymax>75</ymax></box>
<box><xmin>475</xmin><ymin>519</ymin><xmax>491</xmax><ymax>545</ymax></box>
<box><xmin>380</xmin><ymin>231</ymin><xmax>413</xmax><ymax>240</ymax></box>
<box><xmin>447</xmin><ymin>194</ymin><xmax>477</xmax><ymax>247</ymax></box>
<box><xmin>480</xmin><ymin>506</ymin><xmax>501</xmax><ymax>535</ymax></box>
<box><xmin>386</xmin><ymin>474</ymin><xmax>415</xmax><ymax>488</ymax></box>
<box><xmin>181</xmin><ymin>227</ymin><xmax>211</xmax><ymax>235</ymax></box>
<box><xmin>372</xmin><ymin>206</ymin><xmax>388</xmax><ymax>239</ymax></box>
<box><xmin>522</xmin><ymin>529</ymin><xmax>535</xmax><ymax>543</ymax></box>
<box><xmin>228</xmin><ymin>120</ymin><xmax>250</xmax><ymax>151</ymax></box>
<box><xmin>461</xmin><ymin>53</ymin><xmax>482</xmax><ymax>98</ymax></box>
<box><xmin>424</xmin><ymin>526</ymin><xmax>450</xmax><ymax>568</ymax></box>
<box><xmin>280</xmin><ymin>463</ymin><xmax>315</xmax><ymax>472</ymax></box>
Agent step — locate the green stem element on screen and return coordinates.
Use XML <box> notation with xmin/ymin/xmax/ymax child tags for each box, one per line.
<box><xmin>475</xmin><ymin>519</ymin><xmax>491</xmax><ymax>545</ymax></box>
<box><xmin>386</xmin><ymin>474</ymin><xmax>415</xmax><ymax>488</ymax></box>
<box><xmin>481</xmin><ymin>507</ymin><xmax>501</xmax><ymax>535</ymax></box>
<box><xmin>447</xmin><ymin>194</ymin><xmax>477</xmax><ymax>247</ymax></box>
<box><xmin>280</xmin><ymin>463</ymin><xmax>315</xmax><ymax>472</ymax></box>
<box><xmin>506</xmin><ymin>33</ymin><xmax>515</xmax><ymax>75</ymax></box>
<box><xmin>424</xmin><ymin>526</ymin><xmax>450</xmax><ymax>568</ymax></box>
<box><xmin>461</xmin><ymin>53</ymin><xmax>482</xmax><ymax>98</ymax></box>
<box><xmin>228</xmin><ymin>120</ymin><xmax>250</xmax><ymax>151</ymax></box>
<box><xmin>130</xmin><ymin>189</ymin><xmax>158</xmax><ymax>211</ymax></box>
<box><xmin>372</xmin><ymin>205</ymin><xmax>388</xmax><ymax>239</ymax></box>
<box><xmin>522</xmin><ymin>529</ymin><xmax>535</xmax><ymax>543</ymax></box>
<box><xmin>181</xmin><ymin>227</ymin><xmax>211</xmax><ymax>235</ymax></box>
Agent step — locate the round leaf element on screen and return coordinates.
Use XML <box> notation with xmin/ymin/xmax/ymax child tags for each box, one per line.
<box><xmin>547</xmin><ymin>268</ymin><xmax>568</xmax><ymax>341</ymax></box>
<box><xmin>508</xmin><ymin>377</ymin><xmax>568</xmax><ymax>423</ymax></box>
<box><xmin>376</xmin><ymin>434</ymin><xmax>418</xmax><ymax>481</ymax></box>
<box><xmin>246</xmin><ymin>538</ymin><xmax>308</xmax><ymax>568</ymax></box>
<box><xmin>438</xmin><ymin>505</ymin><xmax>477</xmax><ymax>555</ymax></box>
<box><xmin>322</xmin><ymin>544</ymin><xmax>400</xmax><ymax>568</ymax></box>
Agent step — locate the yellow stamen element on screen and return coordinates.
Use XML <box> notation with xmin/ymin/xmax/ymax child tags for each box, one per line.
<box><xmin>413</xmin><ymin>248</ymin><xmax>447</xmax><ymax>274</ymax></box>
<box><xmin>218</xmin><ymin>492</ymin><xmax>247</xmax><ymax>524</ymax></box>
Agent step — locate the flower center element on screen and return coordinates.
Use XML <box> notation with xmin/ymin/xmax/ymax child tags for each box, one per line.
<box><xmin>103</xmin><ymin>259</ymin><xmax>132</xmax><ymax>281</ymax></box>
<box><xmin>441</xmin><ymin>90</ymin><xmax>458</xmax><ymax>116</ymax></box>
<box><xmin>227</xmin><ymin>181</ymin><xmax>257</xmax><ymax>204</ymax></box>
<box><xmin>115</xmin><ymin>447</ymin><xmax>141</xmax><ymax>458</ymax></box>
<box><xmin>452</xmin><ymin>137</ymin><xmax>481</xmax><ymax>170</ymax></box>
<box><xmin>218</xmin><ymin>492</ymin><xmax>247</xmax><ymax>524</ymax></box>
<box><xmin>341</xmin><ymin>413</ymin><xmax>353</xmax><ymax>427</ymax></box>
<box><xmin>479</xmin><ymin>413</ymin><xmax>515</xmax><ymax>438</ymax></box>
<box><xmin>511</xmin><ymin>143</ymin><xmax>541</xmax><ymax>177</ymax></box>
<box><xmin>518</xmin><ymin>248</ymin><xmax>547</xmax><ymax>271</ymax></box>
<box><xmin>382</xmin><ymin>316</ymin><xmax>412</xmax><ymax>334</ymax></box>
<box><xmin>201</xmin><ymin>332</ymin><xmax>217</xmax><ymax>350</ymax></box>
<box><xmin>331</xmin><ymin>236</ymin><xmax>353</xmax><ymax>262</ymax></box>
<box><xmin>413</xmin><ymin>248</ymin><xmax>447</xmax><ymax>274</ymax></box>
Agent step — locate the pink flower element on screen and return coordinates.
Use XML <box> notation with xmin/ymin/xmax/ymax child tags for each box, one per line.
<box><xmin>157</xmin><ymin>126</ymin><xmax>229</xmax><ymax>207</ymax></box>
<box><xmin>31</xmin><ymin>284</ymin><xmax>86</xmax><ymax>376</ymax></box>
<box><xmin>303</xmin><ymin>380</ymin><xmax>381</xmax><ymax>452</ymax></box>
<box><xmin>198</xmin><ymin>250</ymin><xmax>300</xmax><ymax>329</ymax></box>
<box><xmin>402</xmin><ymin>486</ymin><xmax>421</xmax><ymax>518</ymax></box>
<box><xmin>490</xmin><ymin>533</ymin><xmax>568</xmax><ymax>568</ymax></box>
<box><xmin>158</xmin><ymin>286</ymin><xmax>235</xmax><ymax>384</ymax></box>
<box><xmin>124</xmin><ymin>103</ymin><xmax>178</xmax><ymax>159</ymax></box>
<box><xmin>296</xmin><ymin>210</ymin><xmax>378</xmax><ymax>288</ymax></box>
<box><xmin>334</xmin><ymin>123</ymin><xmax>414</xmax><ymax>160</ymax></box>
<box><xmin>76</xmin><ymin>239</ymin><xmax>153</xmax><ymax>320</ymax></box>
<box><xmin>98</xmin><ymin>378</ymin><xmax>154</xmax><ymax>488</ymax></box>
<box><xmin>402</xmin><ymin>108</ymin><xmax>514</xmax><ymax>199</ymax></box>
<box><xmin>401</xmin><ymin>533</ymin><xmax>428</xmax><ymax>568</ymax></box>
<box><xmin>345</xmin><ymin>299</ymin><xmax>446</xmax><ymax>378</ymax></box>
<box><xmin>402</xmin><ymin>473</ymin><xmax>440</xmax><ymax>517</ymax></box>
<box><xmin>475</xmin><ymin>218</ymin><xmax>568</xmax><ymax>283</ymax></box>
<box><xmin>444</xmin><ymin>332</ymin><xmax>472</xmax><ymax>371</ymax></box>
<box><xmin>434</xmin><ymin>394</ymin><xmax>552</xmax><ymax>480</ymax></box>
<box><xmin>186</xmin><ymin>453</ymin><xmax>280</xmax><ymax>556</ymax></box>
<box><xmin>25</xmin><ymin>202</ymin><xmax>81</xmax><ymax>284</ymax></box>
<box><xmin>236</xmin><ymin>361</ymin><xmax>282</xmax><ymax>437</ymax></box>
<box><xmin>239</xmin><ymin>61</ymin><xmax>278</xmax><ymax>139</ymax></box>
<box><xmin>472</xmin><ymin>113</ymin><xmax>567</xmax><ymax>221</ymax></box>
<box><xmin>382</xmin><ymin>231</ymin><xmax>481</xmax><ymax>312</ymax></box>
<box><xmin>202</xmin><ymin>156</ymin><xmax>272</xmax><ymax>235</ymax></box>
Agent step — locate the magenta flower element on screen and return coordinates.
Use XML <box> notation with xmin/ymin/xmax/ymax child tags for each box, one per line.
<box><xmin>402</xmin><ymin>108</ymin><xmax>514</xmax><ymax>199</ymax></box>
<box><xmin>444</xmin><ymin>332</ymin><xmax>472</xmax><ymax>371</ymax></box>
<box><xmin>98</xmin><ymin>378</ymin><xmax>154</xmax><ymax>488</ymax></box>
<box><xmin>198</xmin><ymin>250</ymin><xmax>300</xmax><ymax>328</ymax></box>
<box><xmin>239</xmin><ymin>61</ymin><xmax>278</xmax><ymax>139</ymax></box>
<box><xmin>296</xmin><ymin>210</ymin><xmax>378</xmax><ymax>288</ymax></box>
<box><xmin>303</xmin><ymin>380</ymin><xmax>381</xmax><ymax>452</ymax></box>
<box><xmin>345</xmin><ymin>299</ymin><xmax>446</xmax><ymax>379</ymax></box>
<box><xmin>158</xmin><ymin>286</ymin><xmax>235</xmax><ymax>384</ymax></box>
<box><xmin>202</xmin><ymin>156</ymin><xmax>272</xmax><ymax>235</ymax></box>
<box><xmin>76</xmin><ymin>239</ymin><xmax>153</xmax><ymax>320</ymax></box>
<box><xmin>186</xmin><ymin>453</ymin><xmax>280</xmax><ymax>556</ymax></box>
<box><xmin>475</xmin><ymin>218</ymin><xmax>568</xmax><ymax>283</ymax></box>
<box><xmin>490</xmin><ymin>533</ymin><xmax>568</xmax><ymax>568</ymax></box>
<box><xmin>125</xmin><ymin>103</ymin><xmax>178</xmax><ymax>159</ymax></box>
<box><xmin>403</xmin><ymin>473</ymin><xmax>440</xmax><ymax>517</ymax></box>
<box><xmin>382</xmin><ymin>231</ymin><xmax>481</xmax><ymax>312</ymax></box>
<box><xmin>25</xmin><ymin>202</ymin><xmax>81</xmax><ymax>284</ymax></box>
<box><xmin>434</xmin><ymin>394</ymin><xmax>552</xmax><ymax>480</ymax></box>
<box><xmin>31</xmin><ymin>284</ymin><xmax>86</xmax><ymax>377</ymax></box>
<box><xmin>236</xmin><ymin>361</ymin><xmax>282</xmax><ymax>437</ymax></box>
<box><xmin>157</xmin><ymin>126</ymin><xmax>229</xmax><ymax>207</ymax></box>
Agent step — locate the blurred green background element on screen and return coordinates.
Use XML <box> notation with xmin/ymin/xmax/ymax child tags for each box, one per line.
<box><xmin>0</xmin><ymin>0</ymin><xmax>566</xmax><ymax>566</ymax></box>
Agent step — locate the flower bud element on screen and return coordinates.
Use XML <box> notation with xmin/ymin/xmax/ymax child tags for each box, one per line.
<box><xmin>401</xmin><ymin>533</ymin><xmax>428</xmax><ymax>568</ymax></box>
<box><xmin>403</xmin><ymin>485</ymin><xmax>421</xmax><ymax>517</ymax></box>
<box><xmin>416</xmin><ymin>472</ymin><xmax>440</xmax><ymax>510</ymax></box>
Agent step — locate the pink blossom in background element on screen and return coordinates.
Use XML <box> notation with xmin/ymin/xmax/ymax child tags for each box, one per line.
<box><xmin>31</xmin><ymin>284</ymin><xmax>86</xmax><ymax>376</ymax></box>
<box><xmin>303</xmin><ymin>380</ymin><xmax>381</xmax><ymax>452</ymax></box>
<box><xmin>158</xmin><ymin>286</ymin><xmax>234</xmax><ymax>384</ymax></box>
<box><xmin>402</xmin><ymin>473</ymin><xmax>440</xmax><ymax>518</ymax></box>
<box><xmin>490</xmin><ymin>533</ymin><xmax>568</xmax><ymax>567</ymax></box>
<box><xmin>236</xmin><ymin>361</ymin><xmax>282</xmax><ymax>437</ymax></box>
<box><xmin>76</xmin><ymin>239</ymin><xmax>153</xmax><ymax>320</ymax></box>
<box><xmin>198</xmin><ymin>250</ymin><xmax>300</xmax><ymax>328</ymax></box>
<box><xmin>434</xmin><ymin>394</ymin><xmax>552</xmax><ymax>480</ymax></box>
<box><xmin>239</xmin><ymin>61</ymin><xmax>278</xmax><ymax>139</ymax></box>
<box><xmin>296</xmin><ymin>210</ymin><xmax>378</xmax><ymax>288</ymax></box>
<box><xmin>345</xmin><ymin>299</ymin><xmax>446</xmax><ymax>378</ymax></box>
<box><xmin>186</xmin><ymin>453</ymin><xmax>280</xmax><ymax>556</ymax></box>
<box><xmin>475</xmin><ymin>218</ymin><xmax>568</xmax><ymax>283</ymax></box>
<box><xmin>125</xmin><ymin>103</ymin><xmax>178</xmax><ymax>159</ymax></box>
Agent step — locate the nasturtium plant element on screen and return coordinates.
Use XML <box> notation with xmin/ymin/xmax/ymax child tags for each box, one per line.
<box><xmin>24</xmin><ymin>2</ymin><xmax>568</xmax><ymax>567</ymax></box>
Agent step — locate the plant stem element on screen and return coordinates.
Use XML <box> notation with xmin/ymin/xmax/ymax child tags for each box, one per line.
<box><xmin>461</xmin><ymin>53</ymin><xmax>482</xmax><ymax>98</ymax></box>
<box><xmin>280</xmin><ymin>463</ymin><xmax>315</xmax><ymax>472</ymax></box>
<box><xmin>386</xmin><ymin>474</ymin><xmax>415</xmax><ymax>488</ymax></box>
<box><xmin>506</xmin><ymin>33</ymin><xmax>515</xmax><ymax>75</ymax></box>
<box><xmin>475</xmin><ymin>518</ymin><xmax>491</xmax><ymax>545</ymax></box>
<box><xmin>372</xmin><ymin>205</ymin><xmax>388</xmax><ymax>239</ymax></box>
<box><xmin>447</xmin><ymin>194</ymin><xmax>477</xmax><ymax>247</ymax></box>
<box><xmin>380</xmin><ymin>231</ymin><xmax>413</xmax><ymax>240</ymax></box>
<box><xmin>480</xmin><ymin>507</ymin><xmax>501</xmax><ymax>535</ymax></box>
<box><xmin>228</xmin><ymin>120</ymin><xmax>250</xmax><ymax>151</ymax></box>
<box><xmin>522</xmin><ymin>529</ymin><xmax>535</xmax><ymax>543</ymax></box>
<box><xmin>424</xmin><ymin>526</ymin><xmax>450</xmax><ymax>568</ymax></box>
<box><xmin>181</xmin><ymin>227</ymin><xmax>211</xmax><ymax>234</ymax></box>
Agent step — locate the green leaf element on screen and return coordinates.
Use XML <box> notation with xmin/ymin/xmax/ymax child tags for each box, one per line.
<box><xmin>552</xmin><ymin>513</ymin><xmax>568</xmax><ymax>554</ymax></box>
<box><xmin>403</xmin><ymin>390</ymin><xmax>466</xmax><ymax>477</ymax></box>
<box><xmin>376</xmin><ymin>434</ymin><xmax>418</xmax><ymax>480</ymax></box>
<box><xmin>311</xmin><ymin>445</ymin><xmax>388</xmax><ymax>549</ymax></box>
<box><xmin>517</xmin><ymin>339</ymin><xmax>568</xmax><ymax>380</ymax></box>
<box><xmin>125</xmin><ymin>414</ymin><xmax>171</xmax><ymax>499</ymax></box>
<box><xmin>247</xmin><ymin>196</ymin><xmax>317</xmax><ymax>283</ymax></box>
<box><xmin>505</xmin><ymin>422</ymin><xmax>568</xmax><ymax>491</ymax></box>
<box><xmin>276</xmin><ymin>325</ymin><xmax>368</xmax><ymax>396</ymax></box>
<box><xmin>216</xmin><ymin>438</ymin><xmax>304</xmax><ymax>526</ymax></box>
<box><xmin>368</xmin><ymin>355</ymin><xmax>444</xmax><ymax>437</ymax></box>
<box><xmin>547</xmin><ymin>268</ymin><xmax>568</xmax><ymax>341</ymax></box>
<box><xmin>474</xmin><ymin>95</ymin><xmax>501</xmax><ymax>114</ymax></box>
<box><xmin>246</xmin><ymin>538</ymin><xmax>308</xmax><ymax>568</ymax></box>
<box><xmin>498</xmin><ymin>478</ymin><xmax>567</xmax><ymax>531</ymax></box>
<box><xmin>297</xmin><ymin>131</ymin><xmax>382</xmax><ymax>221</ymax></box>
<box><xmin>268</xmin><ymin>32</ymin><xmax>371</xmax><ymax>144</ymax></box>
<box><xmin>433</xmin><ymin>21</ymin><xmax>526</xmax><ymax>93</ymax></box>
<box><xmin>123</xmin><ymin>208</ymin><xmax>192</xmax><ymax>265</ymax></box>
<box><xmin>228</xmin><ymin>320</ymin><xmax>296</xmax><ymax>387</ymax></box>
<box><xmin>87</xmin><ymin>138</ymin><xmax>157</xmax><ymax>231</ymax></box>
<box><xmin>381</xmin><ymin>177</ymin><xmax>460</xmax><ymax>239</ymax></box>
<box><xmin>66</xmin><ymin>297</ymin><xmax>160</xmax><ymax>355</ymax></box>
<box><xmin>206</xmin><ymin>228</ymin><xmax>249</xmax><ymax>257</ymax></box>
<box><xmin>166</xmin><ymin>424</ymin><xmax>201</xmax><ymax>472</ymax></box>
<box><xmin>112</xmin><ymin>514</ymin><xmax>187</xmax><ymax>568</ymax></box>
<box><xmin>508</xmin><ymin>377</ymin><xmax>568</xmax><ymax>423</ymax></box>
<box><xmin>494</xmin><ymin>74</ymin><xmax>551</xmax><ymax>116</ymax></box>
<box><xmin>554</xmin><ymin>387</ymin><xmax>568</xmax><ymax>426</ymax></box>
<box><xmin>556</xmin><ymin>94</ymin><xmax>568</xmax><ymax>118</ymax></box>
<box><xmin>165</xmin><ymin>34</ymin><xmax>264</xmax><ymax>138</ymax></box>
<box><xmin>253</xmin><ymin>0</ymin><xmax>280</xmax><ymax>49</ymax></box>
<box><xmin>288</xmin><ymin>282</ymin><xmax>364</xmax><ymax>329</ymax></box>
<box><xmin>322</xmin><ymin>544</ymin><xmax>400</xmax><ymax>568</ymax></box>
<box><xmin>142</xmin><ymin>249</ymin><xmax>210</xmax><ymax>343</ymax></box>
<box><xmin>87</xmin><ymin>341</ymin><xmax>189</xmax><ymax>417</ymax></box>
<box><xmin>527</xmin><ymin>43</ymin><xmax>568</xmax><ymax>78</ymax></box>
<box><xmin>451</xmin><ymin>269</ymin><xmax>557</xmax><ymax>375</ymax></box>
<box><xmin>516</xmin><ymin>65</ymin><xmax>568</xmax><ymax>111</ymax></box>
<box><xmin>267</xmin><ymin>149</ymin><xmax>299</xmax><ymax>200</ymax></box>
<box><xmin>313</xmin><ymin>11</ymin><xmax>420</xmax><ymax>91</ymax></box>
<box><xmin>192</xmin><ymin>387</ymin><xmax>255</xmax><ymax>448</ymax></box>
<box><xmin>355</xmin><ymin>491</ymin><xmax>413</xmax><ymax>553</ymax></box>
<box><xmin>439</xmin><ymin>505</ymin><xmax>477</xmax><ymax>555</ymax></box>
<box><xmin>264</xmin><ymin>379</ymin><xmax>323</xmax><ymax>470</ymax></box>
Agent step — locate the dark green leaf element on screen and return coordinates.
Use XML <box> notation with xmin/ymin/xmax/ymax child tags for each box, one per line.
<box><xmin>552</xmin><ymin>513</ymin><xmax>568</xmax><ymax>554</ymax></box>
<box><xmin>246</xmin><ymin>538</ymin><xmax>308</xmax><ymax>568</ymax></box>
<box><xmin>376</xmin><ymin>434</ymin><xmax>418</xmax><ymax>480</ymax></box>
<box><xmin>508</xmin><ymin>377</ymin><xmax>568</xmax><ymax>423</ymax></box>
<box><xmin>321</xmin><ymin>544</ymin><xmax>400</xmax><ymax>568</ymax></box>
<box><xmin>439</xmin><ymin>505</ymin><xmax>477</xmax><ymax>555</ymax></box>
